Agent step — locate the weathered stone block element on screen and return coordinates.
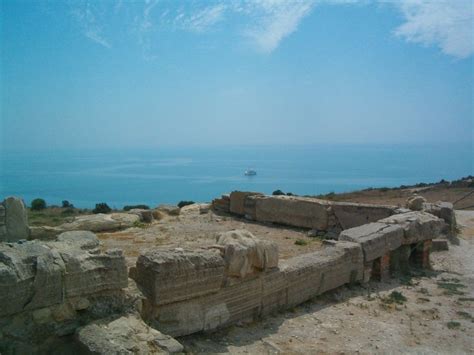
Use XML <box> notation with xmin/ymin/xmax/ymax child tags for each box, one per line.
<box><xmin>255</xmin><ymin>196</ymin><xmax>329</xmax><ymax>230</ymax></box>
<box><xmin>216</xmin><ymin>229</ymin><xmax>278</xmax><ymax>278</ymax></box>
<box><xmin>4</xmin><ymin>197</ymin><xmax>30</xmax><ymax>242</ymax></box>
<box><xmin>152</xmin><ymin>275</ymin><xmax>263</xmax><ymax>337</ymax></box>
<box><xmin>331</xmin><ymin>202</ymin><xmax>396</xmax><ymax>230</ymax></box>
<box><xmin>229</xmin><ymin>191</ymin><xmax>263</xmax><ymax>216</ymax></box>
<box><xmin>134</xmin><ymin>249</ymin><xmax>225</xmax><ymax>306</ymax></box>
<box><xmin>379</xmin><ymin>211</ymin><xmax>446</xmax><ymax>245</ymax></box>
<box><xmin>339</xmin><ymin>222</ymin><xmax>403</xmax><ymax>262</ymax></box>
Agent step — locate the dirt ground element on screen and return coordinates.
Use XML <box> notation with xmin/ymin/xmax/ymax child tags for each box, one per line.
<box><xmin>98</xmin><ymin>204</ymin><xmax>322</xmax><ymax>267</ymax></box>
<box><xmin>178</xmin><ymin>210</ymin><xmax>474</xmax><ymax>354</ymax></box>
<box><xmin>325</xmin><ymin>185</ymin><xmax>474</xmax><ymax>211</ymax></box>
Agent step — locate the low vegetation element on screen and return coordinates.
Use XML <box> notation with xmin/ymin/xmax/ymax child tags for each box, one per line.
<box><xmin>294</xmin><ymin>239</ymin><xmax>308</xmax><ymax>246</ymax></box>
<box><xmin>177</xmin><ymin>201</ymin><xmax>195</xmax><ymax>208</ymax></box>
<box><xmin>381</xmin><ymin>291</ymin><xmax>407</xmax><ymax>305</ymax></box>
<box><xmin>31</xmin><ymin>198</ymin><xmax>47</xmax><ymax>211</ymax></box>
<box><xmin>93</xmin><ymin>203</ymin><xmax>112</xmax><ymax>214</ymax></box>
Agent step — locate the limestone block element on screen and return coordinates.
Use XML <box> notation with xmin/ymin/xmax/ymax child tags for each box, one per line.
<box><xmin>229</xmin><ymin>191</ymin><xmax>263</xmax><ymax>216</ymax></box>
<box><xmin>339</xmin><ymin>222</ymin><xmax>403</xmax><ymax>262</ymax></box>
<box><xmin>58</xmin><ymin>213</ymin><xmax>140</xmax><ymax>233</ymax></box>
<box><xmin>255</xmin><ymin>196</ymin><xmax>329</xmax><ymax>230</ymax></box>
<box><xmin>216</xmin><ymin>229</ymin><xmax>278</xmax><ymax>278</ymax></box>
<box><xmin>0</xmin><ymin>242</ymin><xmax>65</xmax><ymax>317</ymax></box>
<box><xmin>406</xmin><ymin>195</ymin><xmax>427</xmax><ymax>211</ymax></box>
<box><xmin>261</xmin><ymin>269</ymin><xmax>287</xmax><ymax>316</ymax></box>
<box><xmin>76</xmin><ymin>315</ymin><xmax>183</xmax><ymax>354</ymax></box>
<box><xmin>152</xmin><ymin>276</ymin><xmax>262</xmax><ymax>337</ymax></box>
<box><xmin>134</xmin><ymin>249</ymin><xmax>225</xmax><ymax>306</ymax></box>
<box><xmin>29</xmin><ymin>226</ymin><xmax>63</xmax><ymax>240</ymax></box>
<box><xmin>423</xmin><ymin>202</ymin><xmax>456</xmax><ymax>232</ymax></box>
<box><xmin>330</xmin><ymin>202</ymin><xmax>396</xmax><ymax>230</ymax></box>
<box><xmin>4</xmin><ymin>197</ymin><xmax>30</xmax><ymax>242</ymax></box>
<box><xmin>379</xmin><ymin>211</ymin><xmax>446</xmax><ymax>245</ymax></box>
<box><xmin>281</xmin><ymin>241</ymin><xmax>363</xmax><ymax>307</ymax></box>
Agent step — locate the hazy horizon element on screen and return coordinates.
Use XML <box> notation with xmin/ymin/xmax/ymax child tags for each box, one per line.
<box><xmin>1</xmin><ymin>0</ymin><xmax>473</xmax><ymax>152</ymax></box>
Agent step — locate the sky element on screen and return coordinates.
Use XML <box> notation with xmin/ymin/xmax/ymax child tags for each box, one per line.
<box><xmin>1</xmin><ymin>0</ymin><xmax>473</xmax><ymax>151</ymax></box>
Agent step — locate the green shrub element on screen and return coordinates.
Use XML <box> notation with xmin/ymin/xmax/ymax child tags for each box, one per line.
<box><xmin>61</xmin><ymin>208</ymin><xmax>76</xmax><ymax>216</ymax></box>
<box><xmin>123</xmin><ymin>204</ymin><xmax>150</xmax><ymax>211</ymax></box>
<box><xmin>294</xmin><ymin>239</ymin><xmax>308</xmax><ymax>246</ymax></box>
<box><xmin>93</xmin><ymin>203</ymin><xmax>112</xmax><ymax>214</ymax></box>
<box><xmin>62</xmin><ymin>200</ymin><xmax>74</xmax><ymax>208</ymax></box>
<box><xmin>31</xmin><ymin>198</ymin><xmax>47</xmax><ymax>211</ymax></box>
<box><xmin>177</xmin><ymin>201</ymin><xmax>195</xmax><ymax>208</ymax></box>
<box><xmin>272</xmin><ymin>189</ymin><xmax>285</xmax><ymax>196</ymax></box>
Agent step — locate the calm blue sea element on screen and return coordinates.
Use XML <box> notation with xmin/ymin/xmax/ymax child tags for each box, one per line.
<box><xmin>0</xmin><ymin>144</ymin><xmax>472</xmax><ymax>209</ymax></box>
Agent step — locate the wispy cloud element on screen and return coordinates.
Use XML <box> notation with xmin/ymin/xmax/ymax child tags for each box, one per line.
<box><xmin>242</xmin><ymin>0</ymin><xmax>316</xmax><ymax>53</ymax></box>
<box><xmin>68</xmin><ymin>0</ymin><xmax>474</xmax><ymax>58</ymax></box>
<box><xmin>390</xmin><ymin>0</ymin><xmax>473</xmax><ymax>59</ymax></box>
<box><xmin>71</xmin><ymin>2</ymin><xmax>111</xmax><ymax>48</ymax></box>
<box><xmin>177</xmin><ymin>3</ymin><xmax>226</xmax><ymax>33</ymax></box>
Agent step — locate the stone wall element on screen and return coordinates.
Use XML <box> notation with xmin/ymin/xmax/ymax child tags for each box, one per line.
<box><xmin>133</xmin><ymin>210</ymin><xmax>447</xmax><ymax>337</ymax></box>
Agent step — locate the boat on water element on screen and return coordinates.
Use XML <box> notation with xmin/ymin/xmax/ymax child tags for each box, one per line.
<box><xmin>244</xmin><ymin>169</ymin><xmax>257</xmax><ymax>176</ymax></box>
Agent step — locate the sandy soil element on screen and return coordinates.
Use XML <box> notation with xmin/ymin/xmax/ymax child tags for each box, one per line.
<box><xmin>179</xmin><ymin>210</ymin><xmax>474</xmax><ymax>354</ymax></box>
<box><xmin>98</xmin><ymin>204</ymin><xmax>322</xmax><ymax>267</ymax></box>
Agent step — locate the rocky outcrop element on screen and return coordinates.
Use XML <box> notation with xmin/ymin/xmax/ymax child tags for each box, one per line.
<box><xmin>0</xmin><ymin>197</ymin><xmax>30</xmax><ymax>242</ymax></box>
<box><xmin>76</xmin><ymin>314</ymin><xmax>183</xmax><ymax>354</ymax></box>
<box><xmin>215</xmin><ymin>229</ymin><xmax>279</xmax><ymax>278</ymax></box>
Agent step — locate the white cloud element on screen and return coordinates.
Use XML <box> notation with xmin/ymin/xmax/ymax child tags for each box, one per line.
<box><xmin>243</xmin><ymin>0</ymin><xmax>316</xmax><ymax>53</ymax></box>
<box><xmin>391</xmin><ymin>0</ymin><xmax>473</xmax><ymax>58</ymax></box>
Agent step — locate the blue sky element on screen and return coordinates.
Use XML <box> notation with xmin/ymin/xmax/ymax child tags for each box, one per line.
<box><xmin>1</xmin><ymin>0</ymin><xmax>473</xmax><ymax>151</ymax></box>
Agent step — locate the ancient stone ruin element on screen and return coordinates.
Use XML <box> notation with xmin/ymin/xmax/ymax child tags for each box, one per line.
<box><xmin>0</xmin><ymin>193</ymin><xmax>455</xmax><ymax>353</ymax></box>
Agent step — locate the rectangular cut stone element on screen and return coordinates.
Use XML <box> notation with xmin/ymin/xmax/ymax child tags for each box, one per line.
<box><xmin>229</xmin><ymin>191</ymin><xmax>263</xmax><ymax>216</ymax></box>
<box><xmin>339</xmin><ymin>222</ymin><xmax>403</xmax><ymax>262</ymax></box>
<box><xmin>331</xmin><ymin>202</ymin><xmax>396</xmax><ymax>230</ymax></box>
<box><xmin>152</xmin><ymin>276</ymin><xmax>262</xmax><ymax>337</ymax></box>
<box><xmin>255</xmin><ymin>196</ymin><xmax>329</xmax><ymax>230</ymax></box>
<box><xmin>134</xmin><ymin>250</ymin><xmax>225</xmax><ymax>306</ymax></box>
<box><xmin>378</xmin><ymin>211</ymin><xmax>446</xmax><ymax>245</ymax></box>
<box><xmin>261</xmin><ymin>269</ymin><xmax>287</xmax><ymax>316</ymax></box>
<box><xmin>281</xmin><ymin>242</ymin><xmax>363</xmax><ymax>307</ymax></box>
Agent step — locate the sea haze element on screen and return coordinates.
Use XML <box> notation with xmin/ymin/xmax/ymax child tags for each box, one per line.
<box><xmin>0</xmin><ymin>144</ymin><xmax>472</xmax><ymax>209</ymax></box>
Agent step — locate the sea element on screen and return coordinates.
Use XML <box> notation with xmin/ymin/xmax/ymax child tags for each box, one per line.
<box><xmin>0</xmin><ymin>144</ymin><xmax>472</xmax><ymax>209</ymax></box>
